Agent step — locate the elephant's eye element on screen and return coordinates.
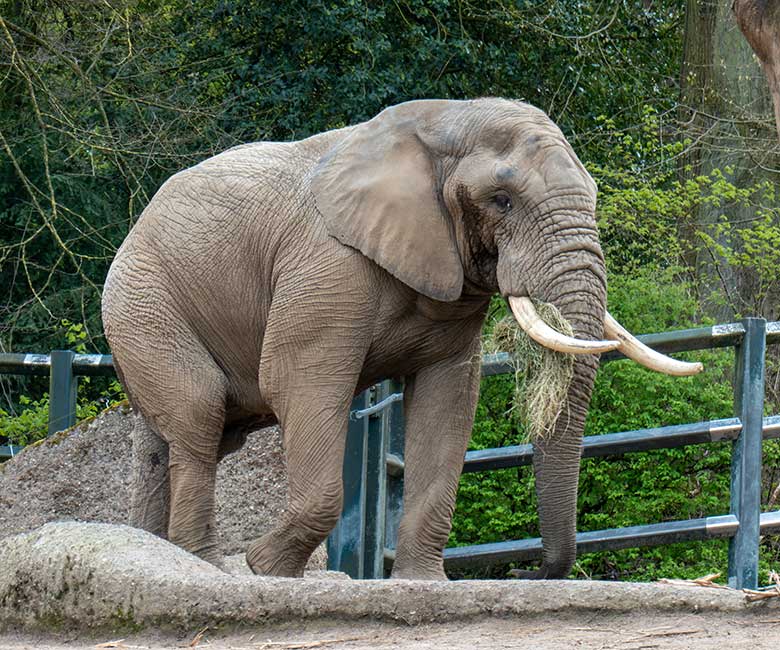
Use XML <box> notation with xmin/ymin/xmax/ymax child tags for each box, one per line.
<box><xmin>493</xmin><ymin>193</ymin><xmax>512</xmax><ymax>213</ymax></box>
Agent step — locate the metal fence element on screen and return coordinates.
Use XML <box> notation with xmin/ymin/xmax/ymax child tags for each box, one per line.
<box><xmin>1</xmin><ymin>318</ymin><xmax>779</xmax><ymax>589</ymax></box>
<box><xmin>325</xmin><ymin>318</ymin><xmax>780</xmax><ymax>590</ymax></box>
<box><xmin>0</xmin><ymin>350</ymin><xmax>114</xmax><ymax>458</ymax></box>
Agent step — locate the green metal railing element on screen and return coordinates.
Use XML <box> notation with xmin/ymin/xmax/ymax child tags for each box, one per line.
<box><xmin>0</xmin><ymin>351</ymin><xmax>114</xmax><ymax>458</ymax></box>
<box><xmin>1</xmin><ymin>319</ymin><xmax>779</xmax><ymax>589</ymax></box>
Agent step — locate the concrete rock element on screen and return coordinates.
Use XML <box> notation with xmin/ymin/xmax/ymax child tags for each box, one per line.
<box><xmin>0</xmin><ymin>522</ymin><xmax>773</xmax><ymax>633</ymax></box>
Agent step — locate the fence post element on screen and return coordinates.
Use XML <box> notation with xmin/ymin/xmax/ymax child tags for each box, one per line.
<box><xmin>362</xmin><ymin>381</ymin><xmax>391</xmax><ymax>578</ymax></box>
<box><xmin>48</xmin><ymin>350</ymin><xmax>77</xmax><ymax>435</ymax></box>
<box><xmin>383</xmin><ymin>378</ymin><xmax>405</xmax><ymax>576</ymax></box>
<box><xmin>327</xmin><ymin>390</ymin><xmax>369</xmax><ymax>577</ymax></box>
<box><xmin>728</xmin><ymin>317</ymin><xmax>766</xmax><ymax>589</ymax></box>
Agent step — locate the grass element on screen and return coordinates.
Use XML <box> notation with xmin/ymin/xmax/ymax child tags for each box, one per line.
<box><xmin>484</xmin><ymin>300</ymin><xmax>575</xmax><ymax>441</ymax></box>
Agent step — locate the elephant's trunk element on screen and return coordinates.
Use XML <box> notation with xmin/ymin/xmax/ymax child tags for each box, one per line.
<box><xmin>502</xmin><ymin>218</ymin><xmax>701</xmax><ymax>579</ymax></box>
<box><xmin>513</xmin><ymin>253</ymin><xmax>606</xmax><ymax>579</ymax></box>
<box><xmin>526</xmin><ymin>355</ymin><xmax>599</xmax><ymax>579</ymax></box>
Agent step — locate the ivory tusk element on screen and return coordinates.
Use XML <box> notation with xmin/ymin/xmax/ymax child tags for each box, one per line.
<box><xmin>508</xmin><ymin>296</ymin><xmax>620</xmax><ymax>355</ymax></box>
<box><xmin>604</xmin><ymin>312</ymin><xmax>704</xmax><ymax>376</ymax></box>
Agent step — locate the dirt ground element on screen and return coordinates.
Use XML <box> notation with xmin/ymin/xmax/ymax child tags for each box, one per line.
<box><xmin>2</xmin><ymin>611</ymin><xmax>779</xmax><ymax>650</ymax></box>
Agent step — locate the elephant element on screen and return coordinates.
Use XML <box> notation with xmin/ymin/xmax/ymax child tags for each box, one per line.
<box><xmin>102</xmin><ymin>98</ymin><xmax>700</xmax><ymax>580</ymax></box>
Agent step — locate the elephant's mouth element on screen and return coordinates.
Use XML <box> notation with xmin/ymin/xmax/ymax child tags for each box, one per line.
<box><xmin>507</xmin><ymin>296</ymin><xmax>703</xmax><ymax>376</ymax></box>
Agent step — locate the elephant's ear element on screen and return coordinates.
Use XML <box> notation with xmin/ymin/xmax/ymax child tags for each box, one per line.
<box><xmin>311</xmin><ymin>103</ymin><xmax>464</xmax><ymax>302</ymax></box>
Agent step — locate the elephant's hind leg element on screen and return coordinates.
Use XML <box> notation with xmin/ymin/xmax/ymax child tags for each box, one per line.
<box><xmin>115</xmin><ymin>331</ymin><xmax>228</xmax><ymax>567</ymax></box>
<box><xmin>163</xmin><ymin>371</ymin><xmax>228</xmax><ymax>568</ymax></box>
<box><xmin>129</xmin><ymin>412</ymin><xmax>170</xmax><ymax>538</ymax></box>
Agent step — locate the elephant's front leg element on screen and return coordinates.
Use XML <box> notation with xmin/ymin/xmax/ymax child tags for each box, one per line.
<box><xmin>391</xmin><ymin>336</ymin><xmax>482</xmax><ymax>580</ymax></box>
<box><xmin>246</xmin><ymin>366</ymin><xmax>366</xmax><ymax>577</ymax></box>
<box><xmin>246</xmin><ymin>285</ymin><xmax>372</xmax><ymax>577</ymax></box>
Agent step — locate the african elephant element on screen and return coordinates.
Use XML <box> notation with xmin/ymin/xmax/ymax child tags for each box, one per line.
<box><xmin>102</xmin><ymin>98</ymin><xmax>700</xmax><ymax>580</ymax></box>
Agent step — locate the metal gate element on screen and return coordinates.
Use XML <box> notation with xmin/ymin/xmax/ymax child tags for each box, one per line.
<box><xmin>325</xmin><ymin>318</ymin><xmax>780</xmax><ymax>589</ymax></box>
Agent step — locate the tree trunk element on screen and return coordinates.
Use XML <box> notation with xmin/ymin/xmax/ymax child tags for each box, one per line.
<box><xmin>733</xmin><ymin>0</ymin><xmax>780</xmax><ymax>142</ymax></box>
<box><xmin>732</xmin><ymin>1</ymin><xmax>780</xmax><ymax>514</ymax></box>
<box><xmin>678</xmin><ymin>0</ymin><xmax>779</xmax><ymax>319</ymax></box>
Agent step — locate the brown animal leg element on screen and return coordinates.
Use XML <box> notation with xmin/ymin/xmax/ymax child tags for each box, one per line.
<box><xmin>114</xmin><ymin>327</ymin><xmax>228</xmax><ymax>567</ymax></box>
<box><xmin>391</xmin><ymin>339</ymin><xmax>482</xmax><ymax>580</ymax></box>
<box><xmin>245</xmin><ymin>386</ymin><xmax>353</xmax><ymax>577</ymax></box>
<box><xmin>163</xmin><ymin>372</ymin><xmax>227</xmax><ymax>567</ymax></box>
<box><xmin>129</xmin><ymin>412</ymin><xmax>170</xmax><ymax>539</ymax></box>
<box><xmin>246</xmin><ymin>278</ymin><xmax>371</xmax><ymax>577</ymax></box>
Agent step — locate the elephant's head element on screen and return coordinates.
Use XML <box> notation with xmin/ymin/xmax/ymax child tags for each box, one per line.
<box><xmin>312</xmin><ymin>98</ymin><xmax>698</xmax><ymax>372</ymax></box>
<box><xmin>312</xmin><ymin>98</ymin><xmax>700</xmax><ymax>578</ymax></box>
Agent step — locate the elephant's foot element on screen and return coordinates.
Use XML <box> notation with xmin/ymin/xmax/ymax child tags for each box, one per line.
<box><xmin>390</xmin><ymin>551</ymin><xmax>448</xmax><ymax>581</ymax></box>
<box><xmin>245</xmin><ymin>530</ymin><xmax>313</xmax><ymax>578</ymax></box>
<box><xmin>507</xmin><ymin>561</ymin><xmax>571</xmax><ymax>580</ymax></box>
<box><xmin>391</xmin><ymin>565</ymin><xmax>448</xmax><ymax>581</ymax></box>
<box><xmin>169</xmin><ymin>532</ymin><xmax>225</xmax><ymax>570</ymax></box>
<box><xmin>196</xmin><ymin>547</ymin><xmax>226</xmax><ymax>571</ymax></box>
<box><xmin>507</xmin><ymin>568</ymin><xmax>548</xmax><ymax>580</ymax></box>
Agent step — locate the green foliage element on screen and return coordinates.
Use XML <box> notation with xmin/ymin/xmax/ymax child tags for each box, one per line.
<box><xmin>698</xmin><ymin>204</ymin><xmax>780</xmax><ymax>314</ymax></box>
<box><xmin>0</xmin><ymin>0</ymin><xmax>684</xmax><ymax>353</ymax></box>
<box><xmin>0</xmin><ymin>321</ymin><xmax>125</xmax><ymax>445</ymax></box>
<box><xmin>591</xmin><ymin>107</ymin><xmax>780</xmax><ymax>316</ymax></box>
<box><xmin>576</xmin><ymin>348</ymin><xmax>735</xmax><ymax>580</ymax></box>
<box><xmin>62</xmin><ymin>320</ymin><xmax>88</xmax><ymax>353</ymax></box>
<box><xmin>0</xmin><ymin>378</ymin><xmax>125</xmax><ymax>447</ymax></box>
<box><xmin>0</xmin><ymin>394</ymin><xmax>50</xmax><ymax>447</ymax></box>
<box><xmin>1</xmin><ymin>0</ymin><xmax>776</xmax><ymax>582</ymax></box>
<box><xmin>0</xmin><ymin>376</ymin><xmax>125</xmax><ymax>447</ymax></box>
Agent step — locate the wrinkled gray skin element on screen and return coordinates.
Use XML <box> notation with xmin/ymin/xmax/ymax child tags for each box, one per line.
<box><xmin>102</xmin><ymin>98</ymin><xmax>606</xmax><ymax>580</ymax></box>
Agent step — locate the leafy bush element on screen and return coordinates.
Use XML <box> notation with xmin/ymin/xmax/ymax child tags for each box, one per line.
<box><xmin>0</xmin><ymin>379</ymin><xmax>125</xmax><ymax>448</ymax></box>
<box><xmin>0</xmin><ymin>394</ymin><xmax>50</xmax><ymax>448</ymax></box>
<box><xmin>591</xmin><ymin>106</ymin><xmax>780</xmax><ymax>317</ymax></box>
<box><xmin>0</xmin><ymin>321</ymin><xmax>126</xmax><ymax>448</ymax></box>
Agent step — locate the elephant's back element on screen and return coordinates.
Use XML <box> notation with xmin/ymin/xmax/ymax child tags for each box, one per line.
<box><xmin>102</xmin><ymin>138</ymin><xmax>331</xmax><ymax>404</ymax></box>
<box><xmin>111</xmin><ymin>139</ymin><xmax>321</xmax><ymax>290</ymax></box>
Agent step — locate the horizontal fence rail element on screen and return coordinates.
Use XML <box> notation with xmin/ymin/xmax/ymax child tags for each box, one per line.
<box><xmin>441</xmin><ymin>511</ymin><xmax>780</xmax><ymax>569</ymax></box>
<box><xmin>2</xmin><ymin>320</ymin><xmax>780</xmax><ymax>590</ymax></box>
<box><xmin>462</xmin><ymin>416</ymin><xmax>780</xmax><ymax>473</ymax></box>
<box><xmin>0</xmin><ymin>353</ymin><xmax>115</xmax><ymax>377</ymax></box>
<box><xmin>481</xmin><ymin>320</ymin><xmax>780</xmax><ymax>376</ymax></box>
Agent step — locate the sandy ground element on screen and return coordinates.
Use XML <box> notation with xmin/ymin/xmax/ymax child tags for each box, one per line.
<box><xmin>2</xmin><ymin>611</ymin><xmax>780</xmax><ymax>650</ymax></box>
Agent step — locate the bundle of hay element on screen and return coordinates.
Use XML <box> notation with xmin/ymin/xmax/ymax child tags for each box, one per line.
<box><xmin>485</xmin><ymin>301</ymin><xmax>575</xmax><ymax>441</ymax></box>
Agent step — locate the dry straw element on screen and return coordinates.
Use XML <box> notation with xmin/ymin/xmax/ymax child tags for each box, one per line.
<box><xmin>485</xmin><ymin>300</ymin><xmax>575</xmax><ymax>441</ymax></box>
